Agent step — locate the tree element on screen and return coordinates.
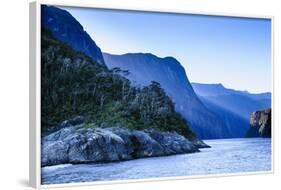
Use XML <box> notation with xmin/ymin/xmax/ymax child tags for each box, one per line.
<box><xmin>41</xmin><ymin>27</ymin><xmax>196</xmax><ymax>139</ymax></box>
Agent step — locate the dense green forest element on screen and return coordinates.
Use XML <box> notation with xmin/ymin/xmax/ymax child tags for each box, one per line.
<box><xmin>41</xmin><ymin>27</ymin><xmax>195</xmax><ymax>139</ymax></box>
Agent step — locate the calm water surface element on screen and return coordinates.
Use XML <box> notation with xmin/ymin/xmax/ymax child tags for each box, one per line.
<box><xmin>42</xmin><ymin>138</ymin><xmax>271</xmax><ymax>185</ymax></box>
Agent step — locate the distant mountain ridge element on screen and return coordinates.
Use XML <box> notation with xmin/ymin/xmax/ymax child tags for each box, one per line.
<box><xmin>192</xmin><ymin>83</ymin><xmax>271</xmax><ymax>100</ymax></box>
<box><xmin>41</xmin><ymin>5</ymin><xmax>105</xmax><ymax>65</ymax></box>
<box><xmin>104</xmin><ymin>53</ymin><xmax>231</xmax><ymax>139</ymax></box>
<box><xmin>192</xmin><ymin>83</ymin><xmax>271</xmax><ymax>120</ymax></box>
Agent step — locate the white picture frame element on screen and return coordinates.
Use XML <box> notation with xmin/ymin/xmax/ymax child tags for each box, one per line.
<box><xmin>29</xmin><ymin>1</ymin><xmax>274</xmax><ymax>188</ymax></box>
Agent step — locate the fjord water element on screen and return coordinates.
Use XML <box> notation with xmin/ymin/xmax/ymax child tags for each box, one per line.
<box><xmin>41</xmin><ymin>138</ymin><xmax>271</xmax><ymax>185</ymax></box>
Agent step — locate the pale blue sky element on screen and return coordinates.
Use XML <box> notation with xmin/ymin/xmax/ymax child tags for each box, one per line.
<box><xmin>60</xmin><ymin>6</ymin><xmax>271</xmax><ymax>93</ymax></box>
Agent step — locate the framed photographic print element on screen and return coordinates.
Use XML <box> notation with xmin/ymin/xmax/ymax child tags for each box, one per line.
<box><xmin>29</xmin><ymin>1</ymin><xmax>274</xmax><ymax>188</ymax></box>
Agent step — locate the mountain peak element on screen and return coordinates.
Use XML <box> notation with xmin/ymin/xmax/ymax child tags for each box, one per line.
<box><xmin>192</xmin><ymin>82</ymin><xmax>271</xmax><ymax>99</ymax></box>
<box><xmin>104</xmin><ymin>52</ymin><xmax>182</xmax><ymax>69</ymax></box>
<box><xmin>41</xmin><ymin>5</ymin><xmax>105</xmax><ymax>65</ymax></box>
<box><xmin>192</xmin><ymin>82</ymin><xmax>224</xmax><ymax>87</ymax></box>
<box><xmin>217</xmin><ymin>83</ymin><xmax>224</xmax><ymax>87</ymax></box>
<box><xmin>107</xmin><ymin>52</ymin><xmax>177</xmax><ymax>60</ymax></box>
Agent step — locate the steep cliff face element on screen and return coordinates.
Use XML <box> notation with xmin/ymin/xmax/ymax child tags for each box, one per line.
<box><xmin>104</xmin><ymin>53</ymin><xmax>230</xmax><ymax>139</ymax></box>
<box><xmin>41</xmin><ymin>5</ymin><xmax>105</xmax><ymax>65</ymax></box>
<box><xmin>246</xmin><ymin>108</ymin><xmax>271</xmax><ymax>138</ymax></box>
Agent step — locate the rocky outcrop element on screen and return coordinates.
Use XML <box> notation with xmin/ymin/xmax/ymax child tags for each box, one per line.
<box><xmin>246</xmin><ymin>108</ymin><xmax>271</xmax><ymax>138</ymax></box>
<box><xmin>42</xmin><ymin>121</ymin><xmax>209</xmax><ymax>167</ymax></box>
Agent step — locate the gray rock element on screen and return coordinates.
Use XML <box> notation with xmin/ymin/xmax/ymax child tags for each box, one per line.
<box><xmin>148</xmin><ymin>130</ymin><xmax>199</xmax><ymax>154</ymax></box>
<box><xmin>107</xmin><ymin>127</ymin><xmax>135</xmax><ymax>156</ymax></box>
<box><xmin>66</xmin><ymin>133</ymin><xmax>88</xmax><ymax>163</ymax></box>
<box><xmin>41</xmin><ymin>141</ymin><xmax>69</xmax><ymax>166</ymax></box>
<box><xmin>94</xmin><ymin>128</ymin><xmax>129</xmax><ymax>161</ymax></box>
<box><xmin>41</xmin><ymin>126</ymin><xmax>206</xmax><ymax>167</ymax></box>
<box><xmin>130</xmin><ymin>130</ymin><xmax>164</xmax><ymax>158</ymax></box>
<box><xmin>190</xmin><ymin>138</ymin><xmax>211</xmax><ymax>148</ymax></box>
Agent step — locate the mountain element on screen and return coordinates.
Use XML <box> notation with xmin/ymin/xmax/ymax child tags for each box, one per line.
<box><xmin>191</xmin><ymin>82</ymin><xmax>271</xmax><ymax>100</ymax></box>
<box><xmin>103</xmin><ymin>53</ymin><xmax>230</xmax><ymax>139</ymax></box>
<box><xmin>246</xmin><ymin>108</ymin><xmax>271</xmax><ymax>138</ymax></box>
<box><xmin>41</xmin><ymin>5</ymin><xmax>105</xmax><ymax>65</ymax></box>
<box><xmin>192</xmin><ymin>83</ymin><xmax>271</xmax><ymax>120</ymax></box>
<box><xmin>41</xmin><ymin>27</ymin><xmax>211</xmax><ymax>168</ymax></box>
<box><xmin>199</xmin><ymin>97</ymin><xmax>249</xmax><ymax>138</ymax></box>
<box><xmin>41</xmin><ymin>27</ymin><xmax>198</xmax><ymax>142</ymax></box>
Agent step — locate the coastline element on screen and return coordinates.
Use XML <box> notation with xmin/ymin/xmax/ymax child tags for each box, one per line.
<box><xmin>41</xmin><ymin>138</ymin><xmax>271</xmax><ymax>185</ymax></box>
<box><xmin>42</xmin><ymin>124</ymin><xmax>210</xmax><ymax>167</ymax></box>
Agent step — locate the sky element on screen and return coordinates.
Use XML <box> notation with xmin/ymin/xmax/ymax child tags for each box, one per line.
<box><xmin>60</xmin><ymin>6</ymin><xmax>272</xmax><ymax>93</ymax></box>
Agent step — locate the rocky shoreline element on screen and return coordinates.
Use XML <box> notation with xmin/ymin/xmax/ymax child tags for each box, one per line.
<box><xmin>246</xmin><ymin>108</ymin><xmax>271</xmax><ymax>138</ymax></box>
<box><xmin>42</xmin><ymin>119</ymin><xmax>210</xmax><ymax>167</ymax></box>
